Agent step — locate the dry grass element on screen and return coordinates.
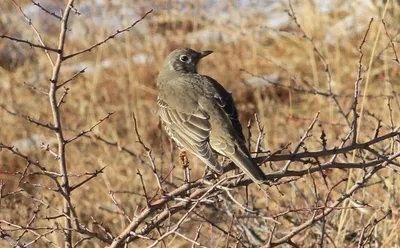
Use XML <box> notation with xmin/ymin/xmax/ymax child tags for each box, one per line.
<box><xmin>1</xmin><ymin>0</ymin><xmax>400</xmax><ymax>247</ymax></box>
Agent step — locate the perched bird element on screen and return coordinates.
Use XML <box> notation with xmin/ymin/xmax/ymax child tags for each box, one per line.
<box><xmin>157</xmin><ymin>48</ymin><xmax>266</xmax><ymax>184</ymax></box>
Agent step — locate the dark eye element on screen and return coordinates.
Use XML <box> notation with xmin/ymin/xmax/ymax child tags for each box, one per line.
<box><xmin>179</xmin><ymin>55</ymin><xmax>190</xmax><ymax>63</ymax></box>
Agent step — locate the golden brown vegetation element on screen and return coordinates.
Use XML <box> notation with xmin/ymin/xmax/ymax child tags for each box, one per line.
<box><xmin>1</xmin><ymin>0</ymin><xmax>400</xmax><ymax>247</ymax></box>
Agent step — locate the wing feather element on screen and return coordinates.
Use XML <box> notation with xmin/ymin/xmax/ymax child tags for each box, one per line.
<box><xmin>158</xmin><ymin>98</ymin><xmax>222</xmax><ymax>173</ymax></box>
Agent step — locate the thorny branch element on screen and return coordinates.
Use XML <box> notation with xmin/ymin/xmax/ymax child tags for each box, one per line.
<box><xmin>0</xmin><ymin>1</ymin><xmax>152</xmax><ymax>247</ymax></box>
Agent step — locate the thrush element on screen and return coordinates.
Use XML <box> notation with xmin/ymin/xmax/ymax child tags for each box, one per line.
<box><xmin>157</xmin><ymin>48</ymin><xmax>266</xmax><ymax>184</ymax></box>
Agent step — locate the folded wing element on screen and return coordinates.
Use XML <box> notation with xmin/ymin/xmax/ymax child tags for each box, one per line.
<box><xmin>158</xmin><ymin>98</ymin><xmax>222</xmax><ymax>173</ymax></box>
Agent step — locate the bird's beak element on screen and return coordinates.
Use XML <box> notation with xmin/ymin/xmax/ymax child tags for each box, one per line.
<box><xmin>199</xmin><ymin>50</ymin><xmax>213</xmax><ymax>59</ymax></box>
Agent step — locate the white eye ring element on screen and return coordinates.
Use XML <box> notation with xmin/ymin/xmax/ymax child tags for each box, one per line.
<box><xmin>179</xmin><ymin>55</ymin><xmax>190</xmax><ymax>63</ymax></box>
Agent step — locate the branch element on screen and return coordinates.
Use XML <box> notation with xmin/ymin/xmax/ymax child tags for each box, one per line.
<box><xmin>47</xmin><ymin>1</ymin><xmax>76</xmax><ymax>246</ymax></box>
<box><xmin>31</xmin><ymin>0</ymin><xmax>62</xmax><ymax>20</ymax></box>
<box><xmin>352</xmin><ymin>18</ymin><xmax>374</xmax><ymax>144</ymax></box>
<box><xmin>63</xmin><ymin>10</ymin><xmax>153</xmax><ymax>60</ymax></box>
<box><xmin>57</xmin><ymin>67</ymin><xmax>87</xmax><ymax>89</ymax></box>
<box><xmin>382</xmin><ymin>19</ymin><xmax>400</xmax><ymax>64</ymax></box>
<box><xmin>0</xmin><ymin>34</ymin><xmax>60</xmax><ymax>53</ymax></box>
<box><xmin>269</xmin><ymin>163</ymin><xmax>385</xmax><ymax>247</ymax></box>
<box><xmin>283</xmin><ymin>111</ymin><xmax>320</xmax><ymax>171</ymax></box>
<box><xmin>11</xmin><ymin>0</ymin><xmax>55</xmax><ymax>65</ymax></box>
<box><xmin>70</xmin><ymin>167</ymin><xmax>106</xmax><ymax>191</ymax></box>
<box><xmin>65</xmin><ymin>112</ymin><xmax>114</xmax><ymax>144</ymax></box>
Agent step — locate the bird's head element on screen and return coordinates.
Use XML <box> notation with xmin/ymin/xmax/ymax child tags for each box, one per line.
<box><xmin>162</xmin><ymin>48</ymin><xmax>213</xmax><ymax>73</ymax></box>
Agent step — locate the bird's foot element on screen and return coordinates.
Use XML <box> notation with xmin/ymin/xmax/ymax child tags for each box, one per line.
<box><xmin>202</xmin><ymin>167</ymin><xmax>219</xmax><ymax>181</ymax></box>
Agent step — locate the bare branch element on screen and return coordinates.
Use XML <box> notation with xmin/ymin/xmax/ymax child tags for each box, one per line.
<box><xmin>382</xmin><ymin>19</ymin><xmax>400</xmax><ymax>64</ymax></box>
<box><xmin>352</xmin><ymin>18</ymin><xmax>374</xmax><ymax>144</ymax></box>
<box><xmin>269</xmin><ymin>163</ymin><xmax>386</xmax><ymax>247</ymax></box>
<box><xmin>0</xmin><ymin>34</ymin><xmax>60</xmax><ymax>53</ymax></box>
<box><xmin>132</xmin><ymin>112</ymin><xmax>164</xmax><ymax>193</ymax></box>
<box><xmin>283</xmin><ymin>111</ymin><xmax>320</xmax><ymax>172</ymax></box>
<box><xmin>11</xmin><ymin>0</ymin><xmax>55</xmax><ymax>65</ymax></box>
<box><xmin>70</xmin><ymin>167</ymin><xmax>106</xmax><ymax>191</ymax></box>
<box><xmin>20</xmin><ymin>81</ymin><xmax>48</xmax><ymax>95</ymax></box>
<box><xmin>63</xmin><ymin>10</ymin><xmax>153</xmax><ymax>60</ymax></box>
<box><xmin>65</xmin><ymin>112</ymin><xmax>114</xmax><ymax>144</ymax></box>
<box><xmin>57</xmin><ymin>67</ymin><xmax>87</xmax><ymax>89</ymax></box>
<box><xmin>31</xmin><ymin>0</ymin><xmax>62</xmax><ymax>20</ymax></box>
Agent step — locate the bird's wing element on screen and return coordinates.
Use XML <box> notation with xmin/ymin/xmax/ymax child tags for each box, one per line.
<box><xmin>204</xmin><ymin>76</ymin><xmax>246</xmax><ymax>143</ymax></box>
<box><xmin>203</xmin><ymin>76</ymin><xmax>267</xmax><ymax>184</ymax></box>
<box><xmin>158</xmin><ymin>98</ymin><xmax>222</xmax><ymax>173</ymax></box>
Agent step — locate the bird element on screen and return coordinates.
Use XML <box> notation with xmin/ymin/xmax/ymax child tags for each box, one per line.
<box><xmin>156</xmin><ymin>48</ymin><xmax>266</xmax><ymax>184</ymax></box>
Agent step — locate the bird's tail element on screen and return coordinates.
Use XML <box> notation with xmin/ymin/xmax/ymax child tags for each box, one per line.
<box><xmin>230</xmin><ymin>148</ymin><xmax>266</xmax><ymax>184</ymax></box>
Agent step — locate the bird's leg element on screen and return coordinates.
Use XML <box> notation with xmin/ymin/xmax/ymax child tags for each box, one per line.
<box><xmin>202</xmin><ymin>167</ymin><xmax>220</xmax><ymax>181</ymax></box>
<box><xmin>202</xmin><ymin>166</ymin><xmax>212</xmax><ymax>179</ymax></box>
<box><xmin>179</xmin><ymin>149</ymin><xmax>191</xmax><ymax>184</ymax></box>
<box><xmin>202</xmin><ymin>155</ymin><xmax>221</xmax><ymax>181</ymax></box>
<box><xmin>234</xmin><ymin>173</ymin><xmax>245</xmax><ymax>186</ymax></box>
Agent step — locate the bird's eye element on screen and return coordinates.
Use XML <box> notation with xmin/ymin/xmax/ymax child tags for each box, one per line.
<box><xmin>179</xmin><ymin>55</ymin><xmax>190</xmax><ymax>63</ymax></box>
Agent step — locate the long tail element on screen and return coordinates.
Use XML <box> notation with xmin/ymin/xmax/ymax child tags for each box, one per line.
<box><xmin>229</xmin><ymin>148</ymin><xmax>266</xmax><ymax>184</ymax></box>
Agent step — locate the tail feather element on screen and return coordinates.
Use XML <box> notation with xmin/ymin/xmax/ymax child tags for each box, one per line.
<box><xmin>229</xmin><ymin>148</ymin><xmax>266</xmax><ymax>184</ymax></box>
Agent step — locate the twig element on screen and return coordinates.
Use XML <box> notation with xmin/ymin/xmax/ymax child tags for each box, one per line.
<box><xmin>137</xmin><ymin>169</ymin><xmax>150</xmax><ymax>207</ymax></box>
<box><xmin>145</xmin><ymin>178</ymin><xmax>227</xmax><ymax>248</ymax></box>
<box><xmin>63</xmin><ymin>10</ymin><xmax>153</xmax><ymax>60</ymax></box>
<box><xmin>22</xmin><ymin>114</ymin><xmax>56</xmax><ymax>130</ymax></box>
<box><xmin>11</xmin><ymin>0</ymin><xmax>55</xmax><ymax>66</ymax></box>
<box><xmin>109</xmin><ymin>191</ymin><xmax>132</xmax><ymax>222</ymax></box>
<box><xmin>287</xmin><ymin>0</ymin><xmax>332</xmax><ymax>92</ymax></box>
<box><xmin>352</xmin><ymin>18</ymin><xmax>374</xmax><ymax>144</ymax></box>
<box><xmin>65</xmin><ymin>112</ymin><xmax>114</xmax><ymax>144</ymax></box>
<box><xmin>57</xmin><ymin>68</ymin><xmax>87</xmax><ymax>89</ymax></box>
<box><xmin>282</xmin><ymin>112</ymin><xmax>320</xmax><ymax>171</ymax></box>
<box><xmin>70</xmin><ymin>167</ymin><xmax>106</xmax><ymax>191</ymax></box>
<box><xmin>132</xmin><ymin>112</ymin><xmax>164</xmax><ymax>193</ymax></box>
<box><xmin>20</xmin><ymin>81</ymin><xmax>48</xmax><ymax>95</ymax></box>
<box><xmin>382</xmin><ymin>20</ymin><xmax>400</xmax><ymax>64</ymax></box>
<box><xmin>358</xmin><ymin>210</ymin><xmax>392</xmax><ymax>247</ymax></box>
<box><xmin>31</xmin><ymin>0</ymin><xmax>62</xmax><ymax>20</ymax></box>
<box><xmin>191</xmin><ymin>223</ymin><xmax>203</xmax><ymax>248</ymax></box>
<box><xmin>57</xmin><ymin>87</ymin><xmax>69</xmax><ymax>107</ymax></box>
<box><xmin>269</xmin><ymin>163</ymin><xmax>385</xmax><ymax>247</ymax></box>
<box><xmin>0</xmin><ymin>34</ymin><xmax>60</xmax><ymax>53</ymax></box>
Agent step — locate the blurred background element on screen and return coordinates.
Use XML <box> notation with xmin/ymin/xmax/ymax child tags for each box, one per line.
<box><xmin>1</xmin><ymin>0</ymin><xmax>400</xmax><ymax>247</ymax></box>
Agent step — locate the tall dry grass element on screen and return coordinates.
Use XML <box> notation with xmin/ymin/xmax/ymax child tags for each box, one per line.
<box><xmin>1</xmin><ymin>0</ymin><xmax>400</xmax><ymax>247</ymax></box>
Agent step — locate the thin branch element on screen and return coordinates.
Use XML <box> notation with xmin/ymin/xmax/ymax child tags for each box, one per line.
<box><xmin>65</xmin><ymin>112</ymin><xmax>114</xmax><ymax>144</ymax></box>
<box><xmin>352</xmin><ymin>18</ymin><xmax>374</xmax><ymax>144</ymax></box>
<box><xmin>283</xmin><ymin>111</ymin><xmax>320</xmax><ymax>171</ymax></box>
<box><xmin>31</xmin><ymin>0</ymin><xmax>62</xmax><ymax>20</ymax></box>
<box><xmin>287</xmin><ymin>0</ymin><xmax>332</xmax><ymax>92</ymax></box>
<box><xmin>0</xmin><ymin>145</ymin><xmax>47</xmax><ymax>171</ymax></box>
<box><xmin>132</xmin><ymin>112</ymin><xmax>164</xmax><ymax>193</ymax></box>
<box><xmin>191</xmin><ymin>223</ymin><xmax>203</xmax><ymax>248</ymax></box>
<box><xmin>269</xmin><ymin>163</ymin><xmax>385</xmax><ymax>247</ymax></box>
<box><xmin>21</xmin><ymin>81</ymin><xmax>48</xmax><ymax>95</ymax></box>
<box><xmin>22</xmin><ymin>114</ymin><xmax>56</xmax><ymax>130</ymax></box>
<box><xmin>0</xmin><ymin>34</ymin><xmax>60</xmax><ymax>53</ymax></box>
<box><xmin>63</xmin><ymin>10</ymin><xmax>153</xmax><ymax>60</ymax></box>
<box><xmin>145</xmin><ymin>178</ymin><xmax>227</xmax><ymax>248</ymax></box>
<box><xmin>57</xmin><ymin>87</ymin><xmax>69</xmax><ymax>107</ymax></box>
<box><xmin>70</xmin><ymin>167</ymin><xmax>106</xmax><ymax>191</ymax></box>
<box><xmin>57</xmin><ymin>67</ymin><xmax>87</xmax><ymax>89</ymax></box>
<box><xmin>11</xmin><ymin>0</ymin><xmax>55</xmax><ymax>66</ymax></box>
<box><xmin>382</xmin><ymin>20</ymin><xmax>400</xmax><ymax>64</ymax></box>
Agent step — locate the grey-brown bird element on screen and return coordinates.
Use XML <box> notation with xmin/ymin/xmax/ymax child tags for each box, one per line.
<box><xmin>157</xmin><ymin>48</ymin><xmax>266</xmax><ymax>184</ymax></box>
